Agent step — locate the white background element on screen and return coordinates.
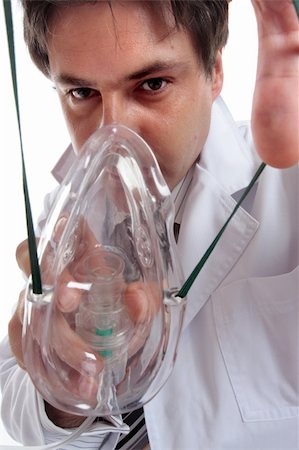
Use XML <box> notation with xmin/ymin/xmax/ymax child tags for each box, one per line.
<box><xmin>0</xmin><ymin>0</ymin><xmax>257</xmax><ymax>445</ymax></box>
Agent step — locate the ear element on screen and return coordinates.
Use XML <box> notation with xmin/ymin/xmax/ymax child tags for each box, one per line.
<box><xmin>211</xmin><ymin>50</ymin><xmax>224</xmax><ymax>100</ymax></box>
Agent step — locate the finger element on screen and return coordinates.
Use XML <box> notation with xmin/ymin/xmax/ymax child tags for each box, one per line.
<box><xmin>50</xmin><ymin>306</ymin><xmax>104</xmax><ymax>377</ymax></box>
<box><xmin>124</xmin><ymin>283</ymin><xmax>151</xmax><ymax>323</ymax></box>
<box><xmin>23</xmin><ymin>301</ymin><xmax>103</xmax><ymax>404</ymax></box>
<box><xmin>50</xmin><ymin>216</ymin><xmax>103</xmax><ymax>313</ymax></box>
<box><xmin>25</xmin><ymin>296</ymin><xmax>104</xmax><ymax>378</ymax></box>
<box><xmin>50</xmin><ymin>310</ymin><xmax>103</xmax><ymax>404</ymax></box>
<box><xmin>123</xmin><ymin>282</ymin><xmax>162</xmax><ymax>358</ymax></box>
<box><xmin>25</xmin><ymin>331</ymin><xmax>99</xmax><ymax>407</ymax></box>
<box><xmin>16</xmin><ymin>239</ymin><xmax>31</xmax><ymax>277</ymax></box>
<box><xmin>124</xmin><ymin>281</ymin><xmax>161</xmax><ymax>323</ymax></box>
<box><xmin>55</xmin><ymin>267</ymin><xmax>84</xmax><ymax>312</ymax></box>
<box><xmin>251</xmin><ymin>0</ymin><xmax>299</xmax><ymax>168</ymax></box>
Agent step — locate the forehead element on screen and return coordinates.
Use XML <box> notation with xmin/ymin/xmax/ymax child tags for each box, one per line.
<box><xmin>48</xmin><ymin>1</ymin><xmax>175</xmax><ymax>50</ymax></box>
<box><xmin>46</xmin><ymin>1</ymin><xmax>197</xmax><ymax>80</ymax></box>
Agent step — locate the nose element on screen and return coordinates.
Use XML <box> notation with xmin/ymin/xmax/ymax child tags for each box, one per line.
<box><xmin>99</xmin><ymin>92</ymin><xmax>138</xmax><ymax>133</ymax></box>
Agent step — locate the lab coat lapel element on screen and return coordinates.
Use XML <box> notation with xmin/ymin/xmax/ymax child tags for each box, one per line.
<box><xmin>177</xmin><ymin>166</ymin><xmax>259</xmax><ymax>331</ymax></box>
<box><xmin>177</xmin><ymin>98</ymin><xmax>260</xmax><ymax>331</ymax></box>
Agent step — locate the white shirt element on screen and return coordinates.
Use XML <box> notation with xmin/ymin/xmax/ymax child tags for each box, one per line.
<box><xmin>1</xmin><ymin>97</ymin><xmax>298</xmax><ymax>449</ymax></box>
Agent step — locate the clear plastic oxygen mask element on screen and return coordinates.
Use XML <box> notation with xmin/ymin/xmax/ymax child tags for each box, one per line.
<box><xmin>22</xmin><ymin>124</ymin><xmax>186</xmax><ymax>417</ymax></box>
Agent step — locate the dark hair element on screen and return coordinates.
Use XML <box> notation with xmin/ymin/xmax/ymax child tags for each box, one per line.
<box><xmin>21</xmin><ymin>0</ymin><xmax>229</xmax><ymax>77</ymax></box>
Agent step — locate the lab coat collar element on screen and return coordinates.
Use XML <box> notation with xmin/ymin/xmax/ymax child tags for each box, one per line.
<box><xmin>51</xmin><ymin>143</ymin><xmax>76</xmax><ymax>184</ymax></box>
<box><xmin>200</xmin><ymin>96</ymin><xmax>261</xmax><ymax>195</ymax></box>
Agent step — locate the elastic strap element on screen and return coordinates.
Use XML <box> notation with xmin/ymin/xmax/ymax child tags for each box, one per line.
<box><xmin>293</xmin><ymin>0</ymin><xmax>299</xmax><ymax>17</ymax></box>
<box><xmin>3</xmin><ymin>0</ymin><xmax>42</xmax><ymax>294</ymax></box>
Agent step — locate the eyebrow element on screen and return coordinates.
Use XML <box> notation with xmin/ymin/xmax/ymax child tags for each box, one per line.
<box><xmin>53</xmin><ymin>74</ymin><xmax>96</xmax><ymax>87</ymax></box>
<box><xmin>53</xmin><ymin>61</ymin><xmax>188</xmax><ymax>87</ymax></box>
<box><xmin>126</xmin><ymin>61</ymin><xmax>185</xmax><ymax>81</ymax></box>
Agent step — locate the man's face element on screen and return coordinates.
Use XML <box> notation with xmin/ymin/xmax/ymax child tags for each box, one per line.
<box><xmin>48</xmin><ymin>1</ymin><xmax>223</xmax><ymax>190</ymax></box>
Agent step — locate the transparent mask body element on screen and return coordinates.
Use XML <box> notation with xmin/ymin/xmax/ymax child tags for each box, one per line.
<box><xmin>22</xmin><ymin>125</ymin><xmax>186</xmax><ymax>416</ymax></box>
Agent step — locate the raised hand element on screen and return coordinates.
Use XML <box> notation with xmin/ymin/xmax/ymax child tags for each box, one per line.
<box><xmin>251</xmin><ymin>0</ymin><xmax>299</xmax><ymax>167</ymax></box>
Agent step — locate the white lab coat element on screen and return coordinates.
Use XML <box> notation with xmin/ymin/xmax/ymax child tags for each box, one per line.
<box><xmin>0</xmin><ymin>97</ymin><xmax>298</xmax><ymax>449</ymax></box>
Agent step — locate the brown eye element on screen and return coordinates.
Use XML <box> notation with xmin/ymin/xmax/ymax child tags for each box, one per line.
<box><xmin>70</xmin><ymin>88</ymin><xmax>98</xmax><ymax>99</ymax></box>
<box><xmin>141</xmin><ymin>78</ymin><xmax>167</xmax><ymax>92</ymax></box>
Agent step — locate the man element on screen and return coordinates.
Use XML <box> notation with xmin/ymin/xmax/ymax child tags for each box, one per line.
<box><xmin>1</xmin><ymin>1</ymin><xmax>298</xmax><ymax>449</ymax></box>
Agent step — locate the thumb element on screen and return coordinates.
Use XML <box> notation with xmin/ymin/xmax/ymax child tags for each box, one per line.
<box><xmin>16</xmin><ymin>239</ymin><xmax>39</xmax><ymax>277</ymax></box>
